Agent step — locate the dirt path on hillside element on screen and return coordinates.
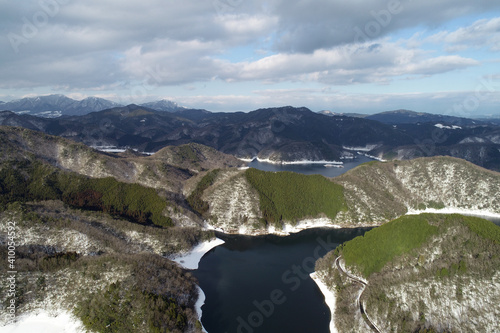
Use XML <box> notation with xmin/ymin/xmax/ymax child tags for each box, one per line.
<box><xmin>335</xmin><ymin>256</ymin><xmax>381</xmax><ymax>333</ymax></box>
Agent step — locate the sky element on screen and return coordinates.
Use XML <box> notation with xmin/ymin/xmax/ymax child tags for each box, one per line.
<box><xmin>1</xmin><ymin>0</ymin><xmax>500</xmax><ymax>116</ymax></box>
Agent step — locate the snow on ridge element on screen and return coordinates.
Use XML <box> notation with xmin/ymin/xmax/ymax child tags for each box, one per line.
<box><xmin>434</xmin><ymin>123</ymin><xmax>462</xmax><ymax>130</ymax></box>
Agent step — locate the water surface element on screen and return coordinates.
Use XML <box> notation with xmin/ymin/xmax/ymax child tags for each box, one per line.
<box><xmin>193</xmin><ymin>228</ymin><xmax>371</xmax><ymax>333</ymax></box>
<box><xmin>247</xmin><ymin>155</ymin><xmax>373</xmax><ymax>178</ymax></box>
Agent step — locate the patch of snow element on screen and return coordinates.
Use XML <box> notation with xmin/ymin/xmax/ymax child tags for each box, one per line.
<box><xmin>256</xmin><ymin>157</ymin><xmax>343</xmax><ymax>165</ymax></box>
<box><xmin>195</xmin><ymin>286</ymin><xmax>208</xmax><ymax>333</ymax></box>
<box><xmin>458</xmin><ymin>137</ymin><xmax>486</xmax><ymax>144</ymax></box>
<box><xmin>280</xmin><ymin>218</ymin><xmax>341</xmax><ymax>235</ymax></box>
<box><xmin>204</xmin><ymin>221</ymin><xmax>225</xmax><ymax>233</ymax></box>
<box><xmin>91</xmin><ymin>146</ymin><xmax>155</xmax><ymax>155</ymax></box>
<box><xmin>357</xmin><ymin>152</ymin><xmax>386</xmax><ymax>162</ymax></box>
<box><xmin>172</xmin><ymin>238</ymin><xmax>225</xmax><ymax>270</ymax></box>
<box><xmin>406</xmin><ymin>207</ymin><xmax>500</xmax><ymax>219</ymax></box>
<box><xmin>310</xmin><ymin>273</ymin><xmax>338</xmax><ymax>333</ymax></box>
<box><xmin>35</xmin><ymin>111</ymin><xmax>63</xmax><ymax>118</ymax></box>
<box><xmin>92</xmin><ymin>146</ymin><xmax>127</xmax><ymax>153</ymax></box>
<box><xmin>342</xmin><ymin>144</ymin><xmax>380</xmax><ymax>152</ymax></box>
<box><xmin>238</xmin><ymin>157</ymin><xmax>255</xmax><ymax>162</ymax></box>
<box><xmin>238</xmin><ymin>224</ymin><xmax>250</xmax><ymax>235</ymax></box>
<box><xmin>434</xmin><ymin>123</ymin><xmax>461</xmax><ymax>130</ymax></box>
<box><xmin>487</xmin><ymin>135</ymin><xmax>500</xmax><ymax>144</ymax></box>
<box><xmin>0</xmin><ymin>311</ymin><xmax>85</xmax><ymax>333</ymax></box>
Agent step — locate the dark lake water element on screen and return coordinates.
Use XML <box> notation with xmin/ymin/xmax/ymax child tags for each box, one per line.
<box><xmin>247</xmin><ymin>155</ymin><xmax>374</xmax><ymax>178</ymax></box>
<box><xmin>194</xmin><ymin>216</ymin><xmax>500</xmax><ymax>333</ymax></box>
<box><xmin>193</xmin><ymin>228</ymin><xmax>371</xmax><ymax>333</ymax></box>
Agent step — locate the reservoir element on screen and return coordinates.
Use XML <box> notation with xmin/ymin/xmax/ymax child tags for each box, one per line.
<box><xmin>192</xmin><ymin>155</ymin><xmax>374</xmax><ymax>332</ymax></box>
<box><xmin>194</xmin><ymin>216</ymin><xmax>500</xmax><ymax>333</ymax></box>
<box><xmin>193</xmin><ymin>227</ymin><xmax>371</xmax><ymax>333</ymax></box>
<box><xmin>247</xmin><ymin>155</ymin><xmax>374</xmax><ymax>178</ymax></box>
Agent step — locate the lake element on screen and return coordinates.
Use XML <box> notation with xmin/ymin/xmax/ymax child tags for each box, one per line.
<box><xmin>246</xmin><ymin>155</ymin><xmax>374</xmax><ymax>178</ymax></box>
<box><xmin>193</xmin><ymin>227</ymin><xmax>371</xmax><ymax>333</ymax></box>
<box><xmin>194</xmin><ymin>215</ymin><xmax>500</xmax><ymax>333</ymax></box>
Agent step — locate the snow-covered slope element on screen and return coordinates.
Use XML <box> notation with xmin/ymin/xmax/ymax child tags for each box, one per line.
<box><xmin>202</xmin><ymin>156</ymin><xmax>500</xmax><ymax>234</ymax></box>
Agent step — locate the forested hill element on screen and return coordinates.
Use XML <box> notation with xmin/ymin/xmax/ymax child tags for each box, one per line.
<box><xmin>315</xmin><ymin>214</ymin><xmax>500</xmax><ymax>332</ymax></box>
<box><xmin>0</xmin><ymin>129</ymin><xmax>222</xmax><ymax>332</ymax></box>
<box><xmin>333</xmin><ymin>156</ymin><xmax>500</xmax><ymax>224</ymax></box>
<box><xmin>195</xmin><ymin>156</ymin><xmax>500</xmax><ymax>233</ymax></box>
<box><xmin>0</xmin><ymin>125</ymin><xmax>243</xmax><ymax>194</ymax></box>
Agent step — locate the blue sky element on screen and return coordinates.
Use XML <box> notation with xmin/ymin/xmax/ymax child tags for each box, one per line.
<box><xmin>1</xmin><ymin>0</ymin><xmax>500</xmax><ymax>116</ymax></box>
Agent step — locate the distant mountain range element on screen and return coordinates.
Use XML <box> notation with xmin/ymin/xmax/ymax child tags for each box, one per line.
<box><xmin>2</xmin><ymin>95</ymin><xmax>498</xmax><ymax>125</ymax></box>
<box><xmin>0</xmin><ymin>95</ymin><xmax>120</xmax><ymax>117</ymax></box>
<box><xmin>319</xmin><ymin>109</ymin><xmax>497</xmax><ymax>126</ymax></box>
<box><xmin>0</xmin><ymin>94</ymin><xmax>186</xmax><ymax>117</ymax></box>
<box><xmin>0</xmin><ymin>104</ymin><xmax>412</xmax><ymax>160</ymax></box>
<box><xmin>2</xmin><ymin>104</ymin><xmax>500</xmax><ymax>170</ymax></box>
<box><xmin>364</xmin><ymin>109</ymin><xmax>485</xmax><ymax>126</ymax></box>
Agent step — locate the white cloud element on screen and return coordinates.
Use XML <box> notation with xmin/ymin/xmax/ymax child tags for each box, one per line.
<box><xmin>428</xmin><ymin>17</ymin><xmax>500</xmax><ymax>52</ymax></box>
<box><xmin>223</xmin><ymin>41</ymin><xmax>478</xmax><ymax>84</ymax></box>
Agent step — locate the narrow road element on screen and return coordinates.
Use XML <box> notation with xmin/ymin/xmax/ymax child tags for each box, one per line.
<box><xmin>335</xmin><ymin>256</ymin><xmax>382</xmax><ymax>333</ymax></box>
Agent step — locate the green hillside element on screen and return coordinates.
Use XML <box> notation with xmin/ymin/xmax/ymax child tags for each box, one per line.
<box><xmin>337</xmin><ymin>213</ymin><xmax>500</xmax><ymax>278</ymax></box>
<box><xmin>245</xmin><ymin>168</ymin><xmax>347</xmax><ymax>226</ymax></box>
<box><xmin>340</xmin><ymin>214</ymin><xmax>440</xmax><ymax>277</ymax></box>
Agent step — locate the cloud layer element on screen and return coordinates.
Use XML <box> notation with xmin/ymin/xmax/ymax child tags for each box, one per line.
<box><xmin>1</xmin><ymin>0</ymin><xmax>499</xmax><ymax>113</ymax></box>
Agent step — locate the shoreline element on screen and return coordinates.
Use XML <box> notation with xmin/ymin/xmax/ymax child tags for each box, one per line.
<box><xmin>310</xmin><ymin>273</ymin><xmax>338</xmax><ymax>333</ymax></box>
<box><xmin>205</xmin><ymin>207</ymin><xmax>500</xmax><ymax>237</ymax></box>
<box><xmin>206</xmin><ymin>217</ymin><xmax>376</xmax><ymax>237</ymax></box>
<box><xmin>172</xmin><ymin>238</ymin><xmax>225</xmax><ymax>270</ymax></box>
<box><xmin>270</xmin><ymin>218</ymin><xmax>343</xmax><ymax>235</ymax></box>
<box><xmin>239</xmin><ymin>157</ymin><xmax>344</xmax><ymax>165</ymax></box>
<box><xmin>172</xmin><ymin>238</ymin><xmax>226</xmax><ymax>333</ymax></box>
<box><xmin>195</xmin><ymin>286</ymin><xmax>209</xmax><ymax>333</ymax></box>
